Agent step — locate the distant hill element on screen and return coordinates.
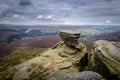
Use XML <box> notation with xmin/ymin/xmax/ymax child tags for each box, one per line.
<box><xmin>88</xmin><ymin>30</ymin><xmax>120</xmax><ymax>41</ymax></box>
<box><xmin>0</xmin><ymin>36</ymin><xmax>60</xmax><ymax>57</ymax></box>
<box><xmin>0</xmin><ymin>29</ymin><xmax>57</xmax><ymax>44</ymax></box>
<box><xmin>0</xmin><ymin>24</ymin><xmax>120</xmax><ymax>57</ymax></box>
<box><xmin>1</xmin><ymin>24</ymin><xmax>120</xmax><ymax>44</ymax></box>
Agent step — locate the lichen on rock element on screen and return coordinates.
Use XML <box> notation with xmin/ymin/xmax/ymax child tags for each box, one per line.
<box><xmin>88</xmin><ymin>40</ymin><xmax>120</xmax><ymax>80</ymax></box>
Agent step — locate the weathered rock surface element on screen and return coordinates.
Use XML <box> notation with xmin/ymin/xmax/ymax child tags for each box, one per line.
<box><xmin>3</xmin><ymin>29</ymin><xmax>120</xmax><ymax>80</ymax></box>
<box><xmin>88</xmin><ymin>40</ymin><xmax>120</xmax><ymax>79</ymax></box>
<box><xmin>13</xmin><ymin>41</ymin><xmax>87</xmax><ymax>80</ymax></box>
<box><xmin>12</xmin><ymin>31</ymin><xmax>87</xmax><ymax>80</ymax></box>
<box><xmin>13</xmin><ymin>43</ymin><xmax>87</xmax><ymax>80</ymax></box>
<box><xmin>48</xmin><ymin>71</ymin><xmax>105</xmax><ymax>80</ymax></box>
<box><xmin>59</xmin><ymin>30</ymin><xmax>80</xmax><ymax>47</ymax></box>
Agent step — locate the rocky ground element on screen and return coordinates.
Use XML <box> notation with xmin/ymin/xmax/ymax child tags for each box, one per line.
<box><xmin>0</xmin><ymin>31</ymin><xmax>120</xmax><ymax>80</ymax></box>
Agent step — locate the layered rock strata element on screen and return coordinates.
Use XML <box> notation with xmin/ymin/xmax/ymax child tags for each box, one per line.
<box><xmin>89</xmin><ymin>40</ymin><xmax>120</xmax><ymax>80</ymax></box>
<box><xmin>59</xmin><ymin>30</ymin><xmax>80</xmax><ymax>47</ymax></box>
<box><xmin>12</xmin><ymin>31</ymin><xmax>87</xmax><ymax>80</ymax></box>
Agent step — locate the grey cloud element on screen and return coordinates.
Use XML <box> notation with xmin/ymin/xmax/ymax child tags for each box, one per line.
<box><xmin>0</xmin><ymin>0</ymin><xmax>120</xmax><ymax>25</ymax></box>
<box><xmin>19</xmin><ymin>0</ymin><xmax>32</xmax><ymax>6</ymax></box>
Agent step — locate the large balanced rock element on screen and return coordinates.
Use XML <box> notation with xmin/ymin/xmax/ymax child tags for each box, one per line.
<box><xmin>59</xmin><ymin>30</ymin><xmax>80</xmax><ymax>47</ymax></box>
<box><xmin>88</xmin><ymin>40</ymin><xmax>120</xmax><ymax>79</ymax></box>
<box><xmin>12</xmin><ymin>31</ymin><xmax>87</xmax><ymax>80</ymax></box>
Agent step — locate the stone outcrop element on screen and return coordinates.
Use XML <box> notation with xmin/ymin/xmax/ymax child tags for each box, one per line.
<box><xmin>88</xmin><ymin>40</ymin><xmax>120</xmax><ymax>80</ymax></box>
<box><xmin>12</xmin><ymin>31</ymin><xmax>88</xmax><ymax>80</ymax></box>
<box><xmin>59</xmin><ymin>30</ymin><xmax>80</xmax><ymax>47</ymax></box>
<box><xmin>2</xmin><ymin>31</ymin><xmax>120</xmax><ymax>80</ymax></box>
<box><xmin>13</xmin><ymin>46</ymin><xmax>87</xmax><ymax>80</ymax></box>
<box><xmin>5</xmin><ymin>30</ymin><xmax>120</xmax><ymax>80</ymax></box>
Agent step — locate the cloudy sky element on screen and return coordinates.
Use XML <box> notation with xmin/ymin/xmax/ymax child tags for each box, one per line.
<box><xmin>0</xmin><ymin>0</ymin><xmax>120</xmax><ymax>25</ymax></box>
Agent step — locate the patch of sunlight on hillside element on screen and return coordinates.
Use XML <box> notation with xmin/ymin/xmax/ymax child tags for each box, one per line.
<box><xmin>0</xmin><ymin>47</ymin><xmax>46</xmax><ymax>72</ymax></box>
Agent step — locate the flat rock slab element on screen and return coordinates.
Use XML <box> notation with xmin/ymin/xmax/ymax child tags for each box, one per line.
<box><xmin>59</xmin><ymin>61</ymin><xmax>72</xmax><ymax>70</ymax></box>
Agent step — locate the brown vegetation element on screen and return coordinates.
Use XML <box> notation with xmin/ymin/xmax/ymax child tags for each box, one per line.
<box><xmin>89</xmin><ymin>31</ymin><xmax>120</xmax><ymax>41</ymax></box>
<box><xmin>11</xmin><ymin>35</ymin><xmax>61</xmax><ymax>48</ymax></box>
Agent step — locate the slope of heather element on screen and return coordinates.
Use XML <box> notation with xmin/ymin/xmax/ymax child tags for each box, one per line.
<box><xmin>0</xmin><ymin>43</ymin><xmax>13</xmax><ymax>57</ymax></box>
<box><xmin>0</xmin><ymin>47</ymin><xmax>46</xmax><ymax>72</ymax></box>
<box><xmin>0</xmin><ymin>35</ymin><xmax>93</xmax><ymax>57</ymax></box>
<box><xmin>0</xmin><ymin>31</ymin><xmax>18</xmax><ymax>43</ymax></box>
<box><xmin>10</xmin><ymin>35</ymin><xmax>61</xmax><ymax>48</ymax></box>
<box><xmin>0</xmin><ymin>36</ymin><xmax>61</xmax><ymax>57</ymax></box>
<box><xmin>88</xmin><ymin>30</ymin><xmax>120</xmax><ymax>41</ymax></box>
<box><xmin>11</xmin><ymin>35</ymin><xmax>93</xmax><ymax>52</ymax></box>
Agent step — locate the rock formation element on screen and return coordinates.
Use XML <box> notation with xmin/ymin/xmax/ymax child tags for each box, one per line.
<box><xmin>59</xmin><ymin>30</ymin><xmax>80</xmax><ymax>47</ymax></box>
<box><xmin>88</xmin><ymin>40</ymin><xmax>120</xmax><ymax>80</ymax></box>
<box><xmin>2</xmin><ymin>31</ymin><xmax>120</xmax><ymax>80</ymax></box>
<box><xmin>12</xmin><ymin>31</ymin><xmax>88</xmax><ymax>80</ymax></box>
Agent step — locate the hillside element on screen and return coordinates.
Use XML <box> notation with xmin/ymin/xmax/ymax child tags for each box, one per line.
<box><xmin>88</xmin><ymin>30</ymin><xmax>120</xmax><ymax>41</ymax></box>
<box><xmin>1</xmin><ymin>24</ymin><xmax>120</xmax><ymax>44</ymax></box>
<box><xmin>0</xmin><ymin>36</ymin><xmax>60</xmax><ymax>57</ymax></box>
<box><xmin>0</xmin><ymin>31</ymin><xmax>120</xmax><ymax>80</ymax></box>
<box><xmin>1</xmin><ymin>30</ymin><xmax>119</xmax><ymax>57</ymax></box>
<box><xmin>10</xmin><ymin>36</ymin><xmax>61</xmax><ymax>48</ymax></box>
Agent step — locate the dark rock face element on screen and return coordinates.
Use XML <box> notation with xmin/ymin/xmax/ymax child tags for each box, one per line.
<box><xmin>48</xmin><ymin>71</ymin><xmax>105</xmax><ymax>80</ymax></box>
<box><xmin>59</xmin><ymin>31</ymin><xmax>80</xmax><ymax>47</ymax></box>
<box><xmin>88</xmin><ymin>40</ymin><xmax>120</xmax><ymax>80</ymax></box>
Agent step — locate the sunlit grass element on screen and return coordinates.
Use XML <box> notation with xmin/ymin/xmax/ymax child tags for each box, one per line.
<box><xmin>0</xmin><ymin>47</ymin><xmax>46</xmax><ymax>72</ymax></box>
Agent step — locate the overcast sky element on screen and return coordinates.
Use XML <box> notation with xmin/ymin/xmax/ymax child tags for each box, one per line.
<box><xmin>0</xmin><ymin>0</ymin><xmax>120</xmax><ymax>25</ymax></box>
